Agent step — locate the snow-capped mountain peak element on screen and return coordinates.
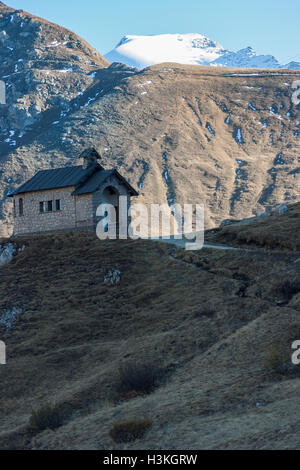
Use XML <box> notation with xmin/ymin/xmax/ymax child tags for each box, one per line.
<box><xmin>239</xmin><ymin>46</ymin><xmax>256</xmax><ymax>56</ymax></box>
<box><xmin>282</xmin><ymin>61</ymin><xmax>300</xmax><ymax>70</ymax></box>
<box><xmin>105</xmin><ymin>34</ymin><xmax>300</xmax><ymax>70</ymax></box>
<box><xmin>212</xmin><ymin>47</ymin><xmax>280</xmax><ymax>69</ymax></box>
<box><xmin>105</xmin><ymin>33</ymin><xmax>228</xmax><ymax>69</ymax></box>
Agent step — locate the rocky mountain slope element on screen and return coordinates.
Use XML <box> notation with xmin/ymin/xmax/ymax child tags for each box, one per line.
<box><xmin>1</xmin><ymin>3</ymin><xmax>300</xmax><ymax>237</ymax></box>
<box><xmin>0</xmin><ymin>206</ymin><xmax>299</xmax><ymax>449</ymax></box>
<box><xmin>105</xmin><ymin>34</ymin><xmax>300</xmax><ymax>70</ymax></box>
<box><xmin>0</xmin><ymin>1</ymin><xmax>109</xmax><ymax>234</ymax></box>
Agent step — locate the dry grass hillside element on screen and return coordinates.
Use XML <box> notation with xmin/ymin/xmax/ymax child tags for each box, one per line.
<box><xmin>208</xmin><ymin>201</ymin><xmax>300</xmax><ymax>250</ymax></box>
<box><xmin>0</xmin><ymin>214</ymin><xmax>299</xmax><ymax>449</ymax></box>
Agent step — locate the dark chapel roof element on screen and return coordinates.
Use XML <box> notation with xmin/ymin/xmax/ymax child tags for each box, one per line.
<box><xmin>10</xmin><ymin>164</ymin><xmax>138</xmax><ymax>197</ymax></box>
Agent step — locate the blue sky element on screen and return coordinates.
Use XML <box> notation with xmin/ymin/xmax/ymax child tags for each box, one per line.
<box><xmin>7</xmin><ymin>0</ymin><xmax>300</xmax><ymax>63</ymax></box>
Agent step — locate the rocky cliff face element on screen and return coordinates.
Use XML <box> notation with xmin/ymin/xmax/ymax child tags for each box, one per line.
<box><xmin>0</xmin><ymin>3</ymin><xmax>300</xmax><ymax>237</ymax></box>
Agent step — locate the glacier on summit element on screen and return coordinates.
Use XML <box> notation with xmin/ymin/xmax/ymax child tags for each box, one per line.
<box><xmin>105</xmin><ymin>34</ymin><xmax>300</xmax><ymax>70</ymax></box>
<box><xmin>105</xmin><ymin>34</ymin><xmax>228</xmax><ymax>68</ymax></box>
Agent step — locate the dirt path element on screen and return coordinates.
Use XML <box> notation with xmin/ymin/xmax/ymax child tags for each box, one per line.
<box><xmin>149</xmin><ymin>236</ymin><xmax>238</xmax><ymax>251</ymax></box>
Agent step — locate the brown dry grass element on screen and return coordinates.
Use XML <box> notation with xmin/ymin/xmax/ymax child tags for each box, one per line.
<box><xmin>208</xmin><ymin>202</ymin><xmax>300</xmax><ymax>250</ymax></box>
<box><xmin>0</xmin><ymin>230</ymin><xmax>299</xmax><ymax>449</ymax></box>
<box><xmin>109</xmin><ymin>419</ymin><xmax>152</xmax><ymax>443</ymax></box>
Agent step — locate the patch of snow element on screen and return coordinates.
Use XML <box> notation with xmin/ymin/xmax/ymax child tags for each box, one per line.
<box><xmin>234</xmin><ymin>127</ymin><xmax>243</xmax><ymax>144</ymax></box>
<box><xmin>274</xmin><ymin>152</ymin><xmax>285</xmax><ymax>165</ymax></box>
<box><xmin>60</xmin><ymin>68</ymin><xmax>73</xmax><ymax>73</ymax></box>
<box><xmin>84</xmin><ymin>97</ymin><xmax>96</xmax><ymax>107</ymax></box>
<box><xmin>46</xmin><ymin>40</ymin><xmax>61</xmax><ymax>48</ymax></box>
<box><xmin>104</xmin><ymin>269</ymin><xmax>121</xmax><ymax>286</ymax></box>
<box><xmin>206</xmin><ymin>123</ymin><xmax>215</xmax><ymax>135</ymax></box>
<box><xmin>0</xmin><ymin>307</ymin><xmax>22</xmax><ymax>330</ymax></box>
<box><xmin>138</xmin><ymin>80</ymin><xmax>152</xmax><ymax>87</ymax></box>
<box><xmin>248</xmin><ymin>103</ymin><xmax>256</xmax><ymax>111</ymax></box>
<box><xmin>275</xmin><ymin>204</ymin><xmax>288</xmax><ymax>214</ymax></box>
<box><xmin>0</xmin><ymin>243</ymin><xmax>16</xmax><ymax>267</ymax></box>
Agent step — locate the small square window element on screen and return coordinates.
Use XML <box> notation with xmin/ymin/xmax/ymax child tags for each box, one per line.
<box><xmin>56</xmin><ymin>199</ymin><xmax>61</xmax><ymax>211</ymax></box>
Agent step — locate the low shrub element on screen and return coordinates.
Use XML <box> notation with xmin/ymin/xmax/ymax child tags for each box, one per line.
<box><xmin>263</xmin><ymin>345</ymin><xmax>296</xmax><ymax>376</ymax></box>
<box><xmin>193</xmin><ymin>308</ymin><xmax>215</xmax><ymax>318</ymax></box>
<box><xmin>28</xmin><ymin>403</ymin><xmax>72</xmax><ymax>434</ymax></box>
<box><xmin>115</xmin><ymin>361</ymin><xmax>163</xmax><ymax>398</ymax></box>
<box><xmin>109</xmin><ymin>418</ymin><xmax>152</xmax><ymax>443</ymax></box>
<box><xmin>271</xmin><ymin>278</ymin><xmax>300</xmax><ymax>300</ymax></box>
